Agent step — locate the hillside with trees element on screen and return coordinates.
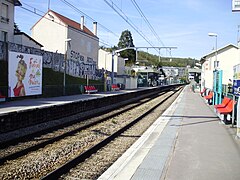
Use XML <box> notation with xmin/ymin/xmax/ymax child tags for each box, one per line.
<box><xmin>137</xmin><ymin>51</ymin><xmax>198</xmax><ymax>67</ymax></box>
<box><xmin>100</xmin><ymin>29</ymin><xmax>199</xmax><ymax>68</ymax></box>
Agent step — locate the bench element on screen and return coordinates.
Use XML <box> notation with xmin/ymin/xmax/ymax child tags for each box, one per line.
<box><xmin>214</xmin><ymin>97</ymin><xmax>231</xmax><ymax>112</ymax></box>
<box><xmin>84</xmin><ymin>85</ymin><xmax>98</xmax><ymax>94</ymax></box>
<box><xmin>112</xmin><ymin>84</ymin><xmax>120</xmax><ymax>91</ymax></box>
<box><xmin>0</xmin><ymin>92</ymin><xmax>6</xmax><ymax>102</ymax></box>
<box><xmin>204</xmin><ymin>91</ymin><xmax>213</xmax><ymax>104</ymax></box>
<box><xmin>200</xmin><ymin>88</ymin><xmax>206</xmax><ymax>97</ymax></box>
<box><xmin>216</xmin><ymin>99</ymin><xmax>236</xmax><ymax>123</ymax></box>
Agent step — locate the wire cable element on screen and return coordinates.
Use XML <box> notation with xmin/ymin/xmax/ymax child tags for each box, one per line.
<box><xmin>103</xmin><ymin>0</ymin><xmax>158</xmax><ymax>52</ymax></box>
<box><xmin>59</xmin><ymin>0</ymin><xmax>119</xmax><ymax>38</ymax></box>
<box><xmin>130</xmin><ymin>0</ymin><xmax>165</xmax><ymax>47</ymax></box>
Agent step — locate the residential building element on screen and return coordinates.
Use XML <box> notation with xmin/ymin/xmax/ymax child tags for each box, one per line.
<box><xmin>0</xmin><ymin>0</ymin><xmax>21</xmax><ymax>42</ymax></box>
<box><xmin>200</xmin><ymin>44</ymin><xmax>239</xmax><ymax>90</ymax></box>
<box><xmin>14</xmin><ymin>32</ymin><xmax>43</xmax><ymax>49</ymax></box>
<box><xmin>98</xmin><ymin>49</ymin><xmax>125</xmax><ymax>76</ymax></box>
<box><xmin>31</xmin><ymin>10</ymin><xmax>99</xmax><ymax>79</ymax></box>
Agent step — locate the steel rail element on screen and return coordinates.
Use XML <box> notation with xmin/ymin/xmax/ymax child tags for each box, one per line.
<box><xmin>0</xmin><ymin>89</ymin><xmax>169</xmax><ymax>164</ymax></box>
<box><xmin>41</xmin><ymin>87</ymin><xmax>182</xmax><ymax>180</ymax></box>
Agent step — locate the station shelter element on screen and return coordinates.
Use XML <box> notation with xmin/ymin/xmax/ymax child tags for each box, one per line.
<box><xmin>133</xmin><ymin>66</ymin><xmax>165</xmax><ymax>87</ymax></box>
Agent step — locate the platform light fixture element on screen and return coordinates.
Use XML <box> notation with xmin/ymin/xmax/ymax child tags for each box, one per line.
<box><xmin>208</xmin><ymin>32</ymin><xmax>218</xmax><ymax>70</ymax></box>
<box><xmin>63</xmin><ymin>38</ymin><xmax>71</xmax><ymax>95</ymax></box>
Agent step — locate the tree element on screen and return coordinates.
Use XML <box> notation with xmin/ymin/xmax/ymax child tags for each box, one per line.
<box><xmin>117</xmin><ymin>30</ymin><xmax>136</xmax><ymax>65</ymax></box>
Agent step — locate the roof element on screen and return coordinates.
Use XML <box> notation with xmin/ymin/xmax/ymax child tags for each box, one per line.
<box><xmin>13</xmin><ymin>0</ymin><xmax>22</xmax><ymax>6</ymax></box>
<box><xmin>133</xmin><ymin>67</ymin><xmax>157</xmax><ymax>73</ymax></box>
<box><xmin>32</xmin><ymin>10</ymin><xmax>96</xmax><ymax>38</ymax></box>
<box><xmin>188</xmin><ymin>68</ymin><xmax>201</xmax><ymax>73</ymax></box>
<box><xmin>14</xmin><ymin>32</ymin><xmax>43</xmax><ymax>47</ymax></box>
<box><xmin>200</xmin><ymin>43</ymin><xmax>239</xmax><ymax>63</ymax></box>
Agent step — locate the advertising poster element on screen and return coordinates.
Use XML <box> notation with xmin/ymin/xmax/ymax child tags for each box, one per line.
<box><xmin>233</xmin><ymin>64</ymin><xmax>240</xmax><ymax>138</ymax></box>
<box><xmin>8</xmin><ymin>51</ymin><xmax>42</xmax><ymax>97</ymax></box>
<box><xmin>233</xmin><ymin>64</ymin><xmax>240</xmax><ymax>96</ymax></box>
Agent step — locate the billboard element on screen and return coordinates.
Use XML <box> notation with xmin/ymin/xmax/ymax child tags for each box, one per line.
<box><xmin>232</xmin><ymin>0</ymin><xmax>240</xmax><ymax>12</ymax></box>
<box><xmin>233</xmin><ymin>64</ymin><xmax>240</xmax><ymax>96</ymax></box>
<box><xmin>233</xmin><ymin>64</ymin><xmax>240</xmax><ymax>138</ymax></box>
<box><xmin>8</xmin><ymin>51</ymin><xmax>42</xmax><ymax>97</ymax></box>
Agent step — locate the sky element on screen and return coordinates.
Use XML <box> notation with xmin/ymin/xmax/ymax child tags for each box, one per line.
<box><xmin>15</xmin><ymin>0</ymin><xmax>240</xmax><ymax>60</ymax></box>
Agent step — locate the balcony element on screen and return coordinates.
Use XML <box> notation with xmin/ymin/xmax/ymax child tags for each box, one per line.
<box><xmin>1</xmin><ymin>16</ymin><xmax>9</xmax><ymax>24</ymax></box>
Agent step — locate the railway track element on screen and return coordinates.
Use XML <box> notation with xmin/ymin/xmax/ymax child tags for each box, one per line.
<box><xmin>0</xmin><ymin>90</ymin><xmax>167</xmax><ymax>164</ymax></box>
<box><xmin>0</xmin><ymin>86</ymin><xmax>183</xmax><ymax>179</ymax></box>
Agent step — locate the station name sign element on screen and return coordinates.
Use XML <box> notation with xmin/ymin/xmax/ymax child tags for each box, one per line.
<box><xmin>232</xmin><ymin>0</ymin><xmax>240</xmax><ymax>12</ymax></box>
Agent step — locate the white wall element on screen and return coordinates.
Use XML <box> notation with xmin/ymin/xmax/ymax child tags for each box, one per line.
<box><xmin>218</xmin><ymin>47</ymin><xmax>239</xmax><ymax>84</ymax></box>
<box><xmin>98</xmin><ymin>49</ymin><xmax>112</xmax><ymax>71</ymax></box>
<box><xmin>32</xmin><ymin>11</ymin><xmax>99</xmax><ymax>62</ymax></box>
<box><xmin>68</xmin><ymin>26</ymin><xmax>98</xmax><ymax>65</ymax></box>
<box><xmin>117</xmin><ymin>56</ymin><xmax>125</xmax><ymax>75</ymax></box>
<box><xmin>201</xmin><ymin>45</ymin><xmax>239</xmax><ymax>90</ymax></box>
<box><xmin>125</xmin><ymin>77</ymin><xmax>137</xmax><ymax>89</ymax></box>
<box><xmin>31</xmin><ymin>11</ymin><xmax>66</xmax><ymax>53</ymax></box>
<box><xmin>98</xmin><ymin>49</ymin><xmax>125</xmax><ymax>75</ymax></box>
<box><xmin>201</xmin><ymin>57</ymin><xmax>214</xmax><ymax>90</ymax></box>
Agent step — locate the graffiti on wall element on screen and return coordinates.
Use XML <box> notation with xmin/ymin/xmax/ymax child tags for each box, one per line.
<box><xmin>1</xmin><ymin>42</ymin><xmax>100</xmax><ymax>80</ymax></box>
<box><xmin>0</xmin><ymin>41</ymin><xmax>7</xmax><ymax>60</ymax></box>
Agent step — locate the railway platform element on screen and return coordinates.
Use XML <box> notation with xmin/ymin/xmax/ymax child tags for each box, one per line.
<box><xmin>0</xmin><ymin>86</ymin><xmax>167</xmax><ymax>140</ymax></box>
<box><xmin>99</xmin><ymin>86</ymin><xmax>240</xmax><ymax>180</ymax></box>
<box><xmin>0</xmin><ymin>89</ymin><xmax>134</xmax><ymax>115</ymax></box>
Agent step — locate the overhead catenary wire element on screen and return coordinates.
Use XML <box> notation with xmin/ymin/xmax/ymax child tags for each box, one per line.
<box><xmin>130</xmin><ymin>0</ymin><xmax>165</xmax><ymax>47</ymax></box>
<box><xmin>59</xmin><ymin>0</ymin><xmax>119</xmax><ymax>38</ymax></box>
<box><xmin>103</xmin><ymin>0</ymin><xmax>159</xmax><ymax>53</ymax></box>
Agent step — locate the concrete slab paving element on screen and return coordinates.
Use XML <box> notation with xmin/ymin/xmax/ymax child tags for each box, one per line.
<box><xmin>99</xmin><ymin>86</ymin><xmax>240</xmax><ymax>180</ymax></box>
<box><xmin>162</xmin><ymin>88</ymin><xmax>240</xmax><ymax>180</ymax></box>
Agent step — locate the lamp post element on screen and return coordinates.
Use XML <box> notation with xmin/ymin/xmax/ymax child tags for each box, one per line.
<box><xmin>208</xmin><ymin>33</ymin><xmax>218</xmax><ymax>105</ymax></box>
<box><xmin>208</xmin><ymin>33</ymin><xmax>218</xmax><ymax>69</ymax></box>
<box><xmin>63</xmin><ymin>38</ymin><xmax>71</xmax><ymax>95</ymax></box>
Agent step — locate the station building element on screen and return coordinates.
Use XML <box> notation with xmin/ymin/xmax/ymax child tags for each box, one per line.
<box><xmin>200</xmin><ymin>44</ymin><xmax>239</xmax><ymax>91</ymax></box>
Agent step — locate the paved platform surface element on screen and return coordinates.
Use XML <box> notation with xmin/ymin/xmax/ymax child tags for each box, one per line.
<box><xmin>0</xmin><ymin>89</ymin><xmax>139</xmax><ymax>115</ymax></box>
<box><xmin>99</xmin><ymin>86</ymin><xmax>240</xmax><ymax>180</ymax></box>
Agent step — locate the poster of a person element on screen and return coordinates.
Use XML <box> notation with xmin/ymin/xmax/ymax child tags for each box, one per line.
<box><xmin>8</xmin><ymin>51</ymin><xmax>43</xmax><ymax>97</ymax></box>
<box><xmin>13</xmin><ymin>54</ymin><xmax>27</xmax><ymax>96</ymax></box>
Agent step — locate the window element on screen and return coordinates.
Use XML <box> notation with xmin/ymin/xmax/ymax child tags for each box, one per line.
<box><xmin>0</xmin><ymin>31</ymin><xmax>8</xmax><ymax>42</ymax></box>
<box><xmin>1</xmin><ymin>3</ymin><xmax>9</xmax><ymax>23</ymax></box>
<box><xmin>214</xmin><ymin>61</ymin><xmax>219</xmax><ymax>69</ymax></box>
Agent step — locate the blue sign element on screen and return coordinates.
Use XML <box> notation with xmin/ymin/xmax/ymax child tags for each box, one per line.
<box><xmin>233</xmin><ymin>80</ymin><xmax>240</xmax><ymax>96</ymax></box>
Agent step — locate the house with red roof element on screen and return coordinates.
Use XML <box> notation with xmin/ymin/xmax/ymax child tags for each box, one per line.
<box><xmin>31</xmin><ymin>10</ymin><xmax>99</xmax><ymax>79</ymax></box>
